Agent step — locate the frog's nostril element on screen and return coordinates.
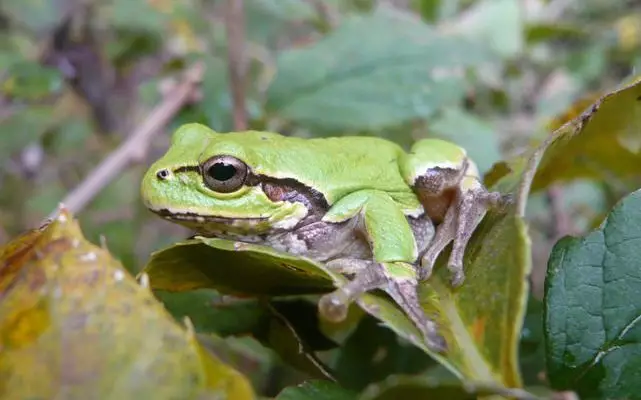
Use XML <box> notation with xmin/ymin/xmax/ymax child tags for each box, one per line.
<box><xmin>156</xmin><ymin>169</ymin><xmax>170</xmax><ymax>180</ymax></box>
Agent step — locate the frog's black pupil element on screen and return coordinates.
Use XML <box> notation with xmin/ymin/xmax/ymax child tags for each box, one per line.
<box><xmin>209</xmin><ymin>162</ymin><xmax>236</xmax><ymax>181</ymax></box>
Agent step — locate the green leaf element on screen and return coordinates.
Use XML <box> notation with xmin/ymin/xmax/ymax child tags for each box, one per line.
<box><xmin>333</xmin><ymin>315</ymin><xmax>435</xmax><ymax>391</ymax></box>
<box><xmin>155</xmin><ymin>289</ymin><xmax>265</xmax><ymax>336</ymax></box>
<box><xmin>544</xmin><ymin>189</ymin><xmax>641</xmax><ymax>399</ymax></box>
<box><xmin>143</xmin><ymin>238</ymin><xmax>334</xmax><ymax>295</ymax></box>
<box><xmin>360</xmin><ymin>375</ymin><xmax>536</xmax><ymax>400</ymax></box>
<box><xmin>252</xmin><ymin>300</ymin><xmax>337</xmax><ymax>380</ymax></box>
<box><xmin>265</xmin><ymin>9</ymin><xmax>490</xmax><ymax>131</ymax></box>
<box><xmin>525</xmin><ymin>22</ymin><xmax>587</xmax><ymax>44</ymax></box>
<box><xmin>2</xmin><ymin>61</ymin><xmax>63</xmax><ymax>100</ymax></box>
<box><xmin>447</xmin><ymin>0</ymin><xmax>524</xmax><ymax>57</ymax></box>
<box><xmin>0</xmin><ymin>209</ymin><xmax>255</xmax><ymax>399</ymax></box>
<box><xmin>106</xmin><ymin>0</ymin><xmax>169</xmax><ymax>33</ymax></box>
<box><xmin>411</xmin><ymin>0</ymin><xmax>443</xmax><ymax>23</ymax></box>
<box><xmin>143</xmin><ymin>206</ymin><xmax>531</xmax><ymax>388</ymax></box>
<box><xmin>1</xmin><ymin>0</ymin><xmax>66</xmax><ymax>32</ymax></box>
<box><xmin>0</xmin><ymin>105</ymin><xmax>55</xmax><ymax>158</ymax></box>
<box><xmin>245</xmin><ymin>0</ymin><xmax>316</xmax><ymax>44</ymax></box>
<box><xmin>518</xmin><ymin>297</ymin><xmax>546</xmax><ymax>387</ymax></box>
<box><xmin>276</xmin><ymin>380</ymin><xmax>358</xmax><ymax>400</ymax></box>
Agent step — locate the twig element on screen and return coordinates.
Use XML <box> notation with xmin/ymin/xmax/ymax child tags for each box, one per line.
<box><xmin>546</xmin><ymin>184</ymin><xmax>573</xmax><ymax>239</ymax></box>
<box><xmin>46</xmin><ymin>62</ymin><xmax>205</xmax><ymax>221</ymax></box>
<box><xmin>225</xmin><ymin>0</ymin><xmax>248</xmax><ymax>130</ymax></box>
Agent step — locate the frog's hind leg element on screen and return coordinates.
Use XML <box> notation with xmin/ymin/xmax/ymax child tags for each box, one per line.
<box><xmin>320</xmin><ymin>258</ymin><xmax>446</xmax><ymax>352</ymax></box>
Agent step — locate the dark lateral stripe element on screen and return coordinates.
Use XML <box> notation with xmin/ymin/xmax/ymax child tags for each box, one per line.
<box><xmin>247</xmin><ymin>173</ymin><xmax>330</xmax><ymax>212</ymax></box>
<box><xmin>173</xmin><ymin>165</ymin><xmax>200</xmax><ymax>174</ymax></box>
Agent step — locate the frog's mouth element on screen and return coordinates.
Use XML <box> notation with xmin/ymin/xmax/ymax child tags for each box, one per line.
<box><xmin>152</xmin><ymin>208</ymin><xmax>268</xmax><ymax>226</ymax></box>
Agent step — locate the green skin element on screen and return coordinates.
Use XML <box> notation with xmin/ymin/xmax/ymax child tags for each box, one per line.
<box><xmin>140</xmin><ymin>123</ymin><xmax>508</xmax><ymax>352</ymax></box>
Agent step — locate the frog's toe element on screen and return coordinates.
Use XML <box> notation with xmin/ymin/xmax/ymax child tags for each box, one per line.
<box><xmin>427</xmin><ymin>330</ymin><xmax>448</xmax><ymax>353</ymax></box>
<box><xmin>318</xmin><ymin>291</ymin><xmax>350</xmax><ymax>322</ymax></box>
<box><xmin>450</xmin><ymin>270</ymin><xmax>465</xmax><ymax>287</ymax></box>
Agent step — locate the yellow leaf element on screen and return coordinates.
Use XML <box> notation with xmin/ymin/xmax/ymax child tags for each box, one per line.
<box><xmin>0</xmin><ymin>208</ymin><xmax>254</xmax><ymax>400</ymax></box>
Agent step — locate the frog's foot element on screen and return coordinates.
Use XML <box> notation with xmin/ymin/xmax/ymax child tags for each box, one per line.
<box><xmin>320</xmin><ymin>259</ymin><xmax>446</xmax><ymax>352</ymax></box>
<box><xmin>319</xmin><ymin>259</ymin><xmax>382</xmax><ymax>322</ymax></box>
<box><xmin>420</xmin><ymin>186</ymin><xmax>511</xmax><ymax>286</ymax></box>
<box><xmin>382</xmin><ymin>272</ymin><xmax>446</xmax><ymax>352</ymax></box>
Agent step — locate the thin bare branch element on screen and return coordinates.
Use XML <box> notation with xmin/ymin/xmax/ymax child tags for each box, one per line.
<box><xmin>547</xmin><ymin>184</ymin><xmax>574</xmax><ymax>239</ymax></box>
<box><xmin>225</xmin><ymin>0</ymin><xmax>248</xmax><ymax>130</ymax></box>
<box><xmin>46</xmin><ymin>62</ymin><xmax>205</xmax><ymax>221</ymax></box>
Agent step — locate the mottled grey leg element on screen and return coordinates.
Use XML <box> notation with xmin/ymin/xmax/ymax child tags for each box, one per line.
<box><xmin>447</xmin><ymin>189</ymin><xmax>489</xmax><ymax>286</ymax></box>
<box><xmin>446</xmin><ymin>188</ymin><xmax>512</xmax><ymax>286</ymax></box>
<box><xmin>319</xmin><ymin>259</ymin><xmax>386</xmax><ymax>323</ymax></box>
<box><xmin>382</xmin><ymin>276</ymin><xmax>446</xmax><ymax>352</ymax></box>
<box><xmin>321</xmin><ymin>258</ymin><xmax>446</xmax><ymax>352</ymax></box>
<box><xmin>325</xmin><ymin>257</ymin><xmax>372</xmax><ymax>275</ymax></box>
<box><xmin>420</xmin><ymin>185</ymin><xmax>511</xmax><ymax>286</ymax></box>
<box><xmin>419</xmin><ymin>203</ymin><xmax>458</xmax><ymax>280</ymax></box>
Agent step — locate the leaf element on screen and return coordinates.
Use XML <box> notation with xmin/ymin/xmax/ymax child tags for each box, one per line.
<box><xmin>253</xmin><ymin>301</ymin><xmax>336</xmax><ymax>380</ymax></box>
<box><xmin>1</xmin><ymin>0</ymin><xmax>67</xmax><ymax>32</ymax></box>
<box><xmin>265</xmin><ymin>9</ymin><xmax>490</xmax><ymax>131</ymax></box>
<box><xmin>486</xmin><ymin>76</ymin><xmax>641</xmax><ymax>194</ymax></box>
<box><xmin>416</xmin><ymin>211</ymin><xmax>531</xmax><ymax>387</ymax></box>
<box><xmin>276</xmin><ymin>380</ymin><xmax>358</xmax><ymax>400</ymax></box>
<box><xmin>157</xmin><ymin>288</ymin><xmax>339</xmax><ymax>379</ymax></box>
<box><xmin>155</xmin><ymin>289</ymin><xmax>265</xmax><ymax>336</ymax></box>
<box><xmin>333</xmin><ymin>315</ymin><xmax>435</xmax><ymax>391</ymax></box>
<box><xmin>107</xmin><ymin>0</ymin><xmax>169</xmax><ymax>33</ymax></box>
<box><xmin>544</xmin><ymin>189</ymin><xmax>641</xmax><ymax>399</ymax></box>
<box><xmin>518</xmin><ymin>298</ymin><xmax>546</xmax><ymax>387</ymax></box>
<box><xmin>0</xmin><ymin>105</ymin><xmax>55</xmax><ymax>158</ymax></box>
<box><xmin>143</xmin><ymin>206</ymin><xmax>531</xmax><ymax>388</ymax></box>
<box><xmin>144</xmin><ymin>238</ymin><xmax>334</xmax><ymax>295</ymax></box>
<box><xmin>524</xmin><ymin>22</ymin><xmax>587</xmax><ymax>44</ymax></box>
<box><xmin>359</xmin><ymin>375</ymin><xmax>536</xmax><ymax>400</ymax></box>
<box><xmin>447</xmin><ymin>0</ymin><xmax>524</xmax><ymax>57</ymax></box>
<box><xmin>244</xmin><ymin>0</ymin><xmax>316</xmax><ymax>44</ymax></box>
<box><xmin>0</xmin><ymin>208</ymin><xmax>254</xmax><ymax>399</ymax></box>
<box><xmin>1</xmin><ymin>61</ymin><xmax>63</xmax><ymax>100</ymax></box>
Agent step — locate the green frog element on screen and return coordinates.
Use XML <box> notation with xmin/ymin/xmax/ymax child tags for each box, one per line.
<box><xmin>140</xmin><ymin>123</ymin><xmax>509</xmax><ymax>351</ymax></box>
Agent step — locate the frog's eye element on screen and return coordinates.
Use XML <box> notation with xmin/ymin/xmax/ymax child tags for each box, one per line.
<box><xmin>201</xmin><ymin>155</ymin><xmax>248</xmax><ymax>193</ymax></box>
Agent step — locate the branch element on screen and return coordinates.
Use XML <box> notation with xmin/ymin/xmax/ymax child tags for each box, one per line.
<box><xmin>47</xmin><ymin>62</ymin><xmax>205</xmax><ymax>221</ymax></box>
<box><xmin>225</xmin><ymin>0</ymin><xmax>248</xmax><ymax>130</ymax></box>
<box><xmin>547</xmin><ymin>184</ymin><xmax>573</xmax><ymax>239</ymax></box>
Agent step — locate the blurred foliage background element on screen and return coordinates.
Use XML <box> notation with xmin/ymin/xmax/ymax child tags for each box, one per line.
<box><xmin>2</xmin><ymin>0</ymin><xmax>641</xmax><ymax>396</ymax></box>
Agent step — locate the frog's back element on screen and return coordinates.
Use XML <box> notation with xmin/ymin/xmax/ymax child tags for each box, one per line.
<box><xmin>212</xmin><ymin>131</ymin><xmax>413</xmax><ymax>204</ymax></box>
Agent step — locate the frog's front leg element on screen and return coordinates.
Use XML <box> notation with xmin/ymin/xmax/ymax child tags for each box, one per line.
<box><xmin>418</xmin><ymin>174</ymin><xmax>509</xmax><ymax>286</ymax></box>
<box><xmin>319</xmin><ymin>190</ymin><xmax>446</xmax><ymax>352</ymax></box>
<box><xmin>319</xmin><ymin>258</ymin><xmax>444</xmax><ymax>351</ymax></box>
